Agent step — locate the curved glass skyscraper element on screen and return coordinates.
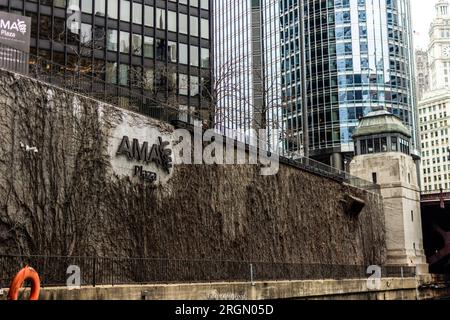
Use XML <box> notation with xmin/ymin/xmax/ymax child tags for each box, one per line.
<box><xmin>282</xmin><ymin>0</ymin><xmax>418</xmax><ymax>167</ymax></box>
<box><xmin>215</xmin><ymin>0</ymin><xmax>418</xmax><ymax>167</ymax></box>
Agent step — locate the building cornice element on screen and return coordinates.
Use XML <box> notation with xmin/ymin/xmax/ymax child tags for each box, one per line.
<box><xmin>419</xmin><ymin>89</ymin><xmax>450</xmax><ymax>105</ymax></box>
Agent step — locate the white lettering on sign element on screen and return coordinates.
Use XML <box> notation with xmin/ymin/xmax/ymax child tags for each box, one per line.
<box><xmin>0</xmin><ymin>19</ymin><xmax>27</xmax><ymax>35</ymax></box>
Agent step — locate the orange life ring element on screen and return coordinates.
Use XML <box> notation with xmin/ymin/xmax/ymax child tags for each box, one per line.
<box><xmin>7</xmin><ymin>266</ymin><xmax>41</xmax><ymax>300</ymax></box>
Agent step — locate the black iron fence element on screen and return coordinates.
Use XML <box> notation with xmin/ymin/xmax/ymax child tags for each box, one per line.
<box><xmin>0</xmin><ymin>43</ymin><xmax>185</xmax><ymax>124</ymax></box>
<box><xmin>281</xmin><ymin>156</ymin><xmax>381</xmax><ymax>193</ymax></box>
<box><xmin>0</xmin><ymin>255</ymin><xmax>416</xmax><ymax>288</ymax></box>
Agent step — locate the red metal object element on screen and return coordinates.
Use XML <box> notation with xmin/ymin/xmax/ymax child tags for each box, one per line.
<box><xmin>421</xmin><ymin>190</ymin><xmax>450</xmax><ymax>206</ymax></box>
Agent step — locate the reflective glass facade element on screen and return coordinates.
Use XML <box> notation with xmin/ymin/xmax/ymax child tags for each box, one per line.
<box><xmin>216</xmin><ymin>0</ymin><xmax>418</xmax><ymax>165</ymax></box>
<box><xmin>0</xmin><ymin>0</ymin><xmax>212</xmax><ymax>121</ymax></box>
<box><xmin>280</xmin><ymin>0</ymin><xmax>305</xmax><ymax>156</ymax></box>
<box><xmin>283</xmin><ymin>0</ymin><xmax>418</xmax><ymax>164</ymax></box>
<box><xmin>214</xmin><ymin>0</ymin><xmax>282</xmax><ymax>149</ymax></box>
<box><xmin>214</xmin><ymin>0</ymin><xmax>253</xmax><ymax>139</ymax></box>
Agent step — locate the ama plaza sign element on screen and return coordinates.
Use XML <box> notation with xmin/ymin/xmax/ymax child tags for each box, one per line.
<box><xmin>0</xmin><ymin>11</ymin><xmax>31</xmax><ymax>53</ymax></box>
<box><xmin>0</xmin><ymin>11</ymin><xmax>31</xmax><ymax>74</ymax></box>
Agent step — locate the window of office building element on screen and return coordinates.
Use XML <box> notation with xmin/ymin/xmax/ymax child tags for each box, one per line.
<box><xmin>179</xmin><ymin>14</ymin><xmax>188</xmax><ymax>34</ymax></box>
<box><xmin>132</xmin><ymin>34</ymin><xmax>142</xmax><ymax>56</ymax></box>
<box><xmin>179</xmin><ymin>74</ymin><xmax>189</xmax><ymax>96</ymax></box>
<box><xmin>168</xmin><ymin>41</ymin><xmax>177</xmax><ymax>62</ymax></box>
<box><xmin>156</xmin><ymin>39</ymin><xmax>166</xmax><ymax>60</ymax></box>
<box><xmin>201</xmin><ymin>48</ymin><xmax>209</xmax><ymax>68</ymax></box>
<box><xmin>120</xmin><ymin>0</ymin><xmax>130</xmax><ymax>22</ymax></box>
<box><xmin>132</xmin><ymin>3</ymin><xmax>142</xmax><ymax>25</ymax></box>
<box><xmin>119</xmin><ymin>64</ymin><xmax>129</xmax><ymax>86</ymax></box>
<box><xmin>107</xmin><ymin>29</ymin><xmax>118</xmax><ymax>51</ymax></box>
<box><xmin>81</xmin><ymin>0</ymin><xmax>92</xmax><ymax>14</ymax></box>
<box><xmin>190</xmin><ymin>45</ymin><xmax>199</xmax><ymax>67</ymax></box>
<box><xmin>190</xmin><ymin>16</ymin><xmax>198</xmax><ymax>37</ymax></box>
<box><xmin>168</xmin><ymin>11</ymin><xmax>177</xmax><ymax>33</ymax></box>
<box><xmin>108</xmin><ymin>0</ymin><xmax>118</xmax><ymax>19</ymax></box>
<box><xmin>156</xmin><ymin>8</ymin><xmax>166</xmax><ymax>30</ymax></box>
<box><xmin>143</xmin><ymin>36</ymin><xmax>154</xmax><ymax>58</ymax></box>
<box><xmin>80</xmin><ymin>23</ymin><xmax>92</xmax><ymax>43</ymax></box>
<box><xmin>106</xmin><ymin>62</ymin><xmax>117</xmax><ymax>84</ymax></box>
<box><xmin>120</xmin><ymin>31</ymin><xmax>130</xmax><ymax>53</ymax></box>
<box><xmin>94</xmin><ymin>0</ymin><xmax>106</xmax><ymax>16</ymax></box>
<box><xmin>180</xmin><ymin>43</ymin><xmax>188</xmax><ymax>64</ymax></box>
<box><xmin>201</xmin><ymin>18</ymin><xmax>209</xmax><ymax>39</ymax></box>
<box><xmin>191</xmin><ymin>76</ymin><xmax>199</xmax><ymax>97</ymax></box>
<box><xmin>201</xmin><ymin>0</ymin><xmax>209</xmax><ymax>10</ymax></box>
<box><xmin>145</xmin><ymin>6</ymin><xmax>154</xmax><ymax>27</ymax></box>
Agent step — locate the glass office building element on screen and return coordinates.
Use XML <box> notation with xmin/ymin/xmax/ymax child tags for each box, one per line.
<box><xmin>283</xmin><ymin>0</ymin><xmax>418</xmax><ymax>167</ymax></box>
<box><xmin>216</xmin><ymin>0</ymin><xmax>418</xmax><ymax>167</ymax></box>
<box><xmin>214</xmin><ymin>0</ymin><xmax>282</xmax><ymax>149</ymax></box>
<box><xmin>0</xmin><ymin>0</ymin><xmax>213</xmax><ymax>122</ymax></box>
<box><xmin>214</xmin><ymin>0</ymin><xmax>253</xmax><ymax>139</ymax></box>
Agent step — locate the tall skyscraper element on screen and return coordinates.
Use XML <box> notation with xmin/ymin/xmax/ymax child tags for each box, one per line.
<box><xmin>288</xmin><ymin>0</ymin><xmax>419</xmax><ymax>168</ymax></box>
<box><xmin>216</xmin><ymin>0</ymin><xmax>419</xmax><ymax>169</ymax></box>
<box><xmin>0</xmin><ymin>0</ymin><xmax>213</xmax><ymax>123</ymax></box>
<box><xmin>213</xmin><ymin>0</ymin><xmax>282</xmax><ymax>149</ymax></box>
<box><xmin>418</xmin><ymin>0</ymin><xmax>450</xmax><ymax>193</ymax></box>
<box><xmin>415</xmin><ymin>50</ymin><xmax>429</xmax><ymax>101</ymax></box>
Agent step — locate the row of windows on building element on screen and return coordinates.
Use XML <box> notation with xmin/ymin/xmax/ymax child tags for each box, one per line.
<box><xmin>304</xmin><ymin>58</ymin><xmax>409</xmax><ymax>79</ymax></box>
<box><xmin>422</xmin><ymin>166</ymin><xmax>450</xmax><ymax>191</ymax></box>
<box><xmin>32</xmin><ymin>0</ymin><xmax>210</xmax><ymax>39</ymax></box>
<box><xmin>36</xmin><ymin>2</ymin><xmax>210</xmax><ymax>41</ymax></box>
<box><xmin>421</xmin><ymin>138</ymin><xmax>450</xmax><ymax>151</ymax></box>
<box><xmin>285</xmin><ymin>83</ymin><xmax>410</xmax><ymax>102</ymax></box>
<box><xmin>422</xmin><ymin>146</ymin><xmax>450</xmax><ymax>159</ymax></box>
<box><xmin>423</xmin><ymin>163</ymin><xmax>450</xmax><ymax>174</ymax></box>
<box><xmin>287</xmin><ymin>68</ymin><xmax>411</xmax><ymax>89</ymax></box>
<box><xmin>98</xmin><ymin>27</ymin><xmax>209</xmax><ymax>68</ymax></box>
<box><xmin>281</xmin><ymin>98</ymin><xmax>411</xmax><ymax>123</ymax></box>
<box><xmin>105</xmin><ymin>63</ymin><xmax>205</xmax><ymax>97</ymax></box>
<box><xmin>47</xmin><ymin>0</ymin><xmax>209</xmax><ymax>12</ymax></box>
<box><xmin>421</xmin><ymin>129</ymin><xmax>449</xmax><ymax>141</ymax></box>
<box><xmin>419</xmin><ymin>103</ymin><xmax>447</xmax><ymax>114</ymax></box>
<box><xmin>423</xmin><ymin>178</ymin><xmax>450</xmax><ymax>191</ymax></box>
<box><xmin>423</xmin><ymin>184</ymin><xmax>450</xmax><ymax>192</ymax></box>
<box><xmin>335</xmin><ymin>0</ymin><xmax>398</xmax><ymax>10</ymax></box>
<box><xmin>304</xmin><ymin>21</ymin><xmax>408</xmax><ymax>44</ymax></box>
<box><xmin>358</xmin><ymin>136</ymin><xmax>410</xmax><ymax>155</ymax></box>
<box><xmin>420</xmin><ymin>120</ymin><xmax>449</xmax><ymax>133</ymax></box>
<box><xmin>283</xmin><ymin>88</ymin><xmax>410</xmax><ymax>110</ymax></box>
<box><xmin>419</xmin><ymin>113</ymin><xmax>448</xmax><ymax>123</ymax></box>
<box><xmin>305</xmin><ymin>11</ymin><xmax>400</xmax><ymax>32</ymax></box>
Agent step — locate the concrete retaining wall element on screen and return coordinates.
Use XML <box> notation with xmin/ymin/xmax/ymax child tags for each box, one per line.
<box><xmin>0</xmin><ymin>69</ymin><xmax>386</xmax><ymax>279</ymax></box>
<box><xmin>2</xmin><ymin>276</ymin><xmax>449</xmax><ymax>300</ymax></box>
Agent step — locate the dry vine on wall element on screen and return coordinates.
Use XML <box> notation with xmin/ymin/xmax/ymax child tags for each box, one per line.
<box><xmin>0</xmin><ymin>71</ymin><xmax>387</xmax><ymax>275</ymax></box>
<box><xmin>0</xmin><ymin>73</ymin><xmax>110</xmax><ymax>257</ymax></box>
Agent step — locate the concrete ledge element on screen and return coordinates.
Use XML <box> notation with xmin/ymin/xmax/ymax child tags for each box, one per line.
<box><xmin>2</xmin><ymin>276</ymin><xmax>448</xmax><ymax>300</ymax></box>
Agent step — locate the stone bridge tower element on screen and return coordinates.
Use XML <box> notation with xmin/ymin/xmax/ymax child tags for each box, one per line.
<box><xmin>350</xmin><ymin>110</ymin><xmax>428</xmax><ymax>274</ymax></box>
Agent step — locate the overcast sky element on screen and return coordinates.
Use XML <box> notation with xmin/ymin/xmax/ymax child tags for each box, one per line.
<box><xmin>410</xmin><ymin>0</ymin><xmax>440</xmax><ymax>50</ymax></box>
